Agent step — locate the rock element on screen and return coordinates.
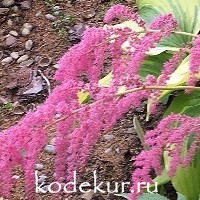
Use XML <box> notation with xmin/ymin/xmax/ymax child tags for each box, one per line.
<box><xmin>12</xmin><ymin>175</ymin><xmax>20</xmax><ymax>180</ymax></box>
<box><xmin>10</xmin><ymin>51</ymin><xmax>19</xmax><ymax>59</ymax></box>
<box><xmin>81</xmin><ymin>190</ymin><xmax>94</xmax><ymax>200</ymax></box>
<box><xmin>53</xmin><ymin>6</ymin><xmax>61</xmax><ymax>11</ymax></box>
<box><xmin>7</xmin><ymin>19</ymin><xmax>13</xmax><ymax>26</ymax></box>
<box><xmin>2</xmin><ymin>0</ymin><xmax>15</xmax><ymax>7</ymax></box>
<box><xmin>115</xmin><ymin>147</ymin><xmax>120</xmax><ymax>154</ymax></box>
<box><xmin>44</xmin><ymin>145</ymin><xmax>56</xmax><ymax>155</ymax></box>
<box><xmin>38</xmin><ymin>175</ymin><xmax>47</xmax><ymax>184</ymax></box>
<box><xmin>35</xmin><ymin>11</ymin><xmax>42</xmax><ymax>17</ymax></box>
<box><xmin>17</xmin><ymin>54</ymin><xmax>29</xmax><ymax>63</ymax></box>
<box><xmin>21</xmin><ymin>27</ymin><xmax>30</xmax><ymax>36</ymax></box>
<box><xmin>25</xmin><ymin>39</ymin><xmax>33</xmax><ymax>50</ymax></box>
<box><xmin>104</xmin><ymin>147</ymin><xmax>112</xmax><ymax>154</ymax></box>
<box><xmin>13</xmin><ymin>105</ymin><xmax>26</xmax><ymax>115</ymax></box>
<box><xmin>20</xmin><ymin>1</ymin><xmax>31</xmax><ymax>10</ymax></box>
<box><xmin>53</xmin><ymin>64</ymin><xmax>59</xmax><ymax>69</ymax></box>
<box><xmin>0</xmin><ymin>8</ymin><xmax>9</xmax><ymax>15</ymax></box>
<box><xmin>20</xmin><ymin>58</ymin><xmax>34</xmax><ymax>67</ymax></box>
<box><xmin>6</xmin><ymin>35</ymin><xmax>16</xmax><ymax>46</ymax></box>
<box><xmin>12</xmin><ymin>5</ymin><xmax>19</xmax><ymax>12</ymax></box>
<box><xmin>9</xmin><ymin>30</ymin><xmax>18</xmax><ymax>37</ymax></box>
<box><xmin>35</xmin><ymin>163</ymin><xmax>44</xmax><ymax>171</ymax></box>
<box><xmin>45</xmin><ymin>14</ymin><xmax>56</xmax><ymax>21</ymax></box>
<box><xmin>103</xmin><ymin>134</ymin><xmax>114</xmax><ymax>141</ymax></box>
<box><xmin>2</xmin><ymin>56</ymin><xmax>13</xmax><ymax>65</ymax></box>
<box><xmin>23</xmin><ymin>22</ymin><xmax>33</xmax><ymax>30</ymax></box>
<box><xmin>38</xmin><ymin>57</ymin><xmax>51</xmax><ymax>67</ymax></box>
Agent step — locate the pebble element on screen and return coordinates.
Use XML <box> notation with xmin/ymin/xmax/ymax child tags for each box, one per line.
<box><xmin>9</xmin><ymin>30</ymin><xmax>18</xmax><ymax>37</ymax></box>
<box><xmin>53</xmin><ymin>6</ymin><xmax>61</xmax><ymax>11</ymax></box>
<box><xmin>7</xmin><ymin>19</ymin><xmax>13</xmax><ymax>26</ymax></box>
<box><xmin>44</xmin><ymin>145</ymin><xmax>56</xmax><ymax>155</ymax></box>
<box><xmin>104</xmin><ymin>147</ymin><xmax>113</xmax><ymax>154</ymax></box>
<box><xmin>38</xmin><ymin>174</ymin><xmax>47</xmax><ymax>184</ymax></box>
<box><xmin>35</xmin><ymin>11</ymin><xmax>42</xmax><ymax>17</ymax></box>
<box><xmin>115</xmin><ymin>147</ymin><xmax>120</xmax><ymax>154</ymax></box>
<box><xmin>10</xmin><ymin>51</ymin><xmax>19</xmax><ymax>59</ymax></box>
<box><xmin>12</xmin><ymin>5</ymin><xmax>19</xmax><ymax>12</ymax></box>
<box><xmin>6</xmin><ymin>35</ymin><xmax>16</xmax><ymax>46</ymax></box>
<box><xmin>12</xmin><ymin>175</ymin><xmax>20</xmax><ymax>180</ymax></box>
<box><xmin>23</xmin><ymin>22</ymin><xmax>33</xmax><ymax>30</ymax></box>
<box><xmin>41</xmin><ymin>185</ymin><xmax>49</xmax><ymax>192</ymax></box>
<box><xmin>103</xmin><ymin>134</ymin><xmax>114</xmax><ymax>141</ymax></box>
<box><xmin>21</xmin><ymin>28</ymin><xmax>30</xmax><ymax>36</ymax></box>
<box><xmin>2</xmin><ymin>0</ymin><xmax>15</xmax><ymax>7</ymax></box>
<box><xmin>25</xmin><ymin>39</ymin><xmax>33</xmax><ymax>50</ymax></box>
<box><xmin>20</xmin><ymin>58</ymin><xmax>34</xmax><ymax>67</ymax></box>
<box><xmin>2</xmin><ymin>56</ymin><xmax>13</xmax><ymax>65</ymax></box>
<box><xmin>0</xmin><ymin>8</ymin><xmax>9</xmax><ymax>15</ymax></box>
<box><xmin>53</xmin><ymin>64</ymin><xmax>59</xmax><ymax>69</ymax></box>
<box><xmin>17</xmin><ymin>54</ymin><xmax>29</xmax><ymax>63</ymax></box>
<box><xmin>20</xmin><ymin>1</ymin><xmax>31</xmax><ymax>10</ymax></box>
<box><xmin>45</xmin><ymin>14</ymin><xmax>56</xmax><ymax>21</ymax></box>
<box><xmin>35</xmin><ymin>163</ymin><xmax>44</xmax><ymax>171</ymax></box>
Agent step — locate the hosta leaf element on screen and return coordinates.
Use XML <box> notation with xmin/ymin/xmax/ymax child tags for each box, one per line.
<box><xmin>140</xmin><ymin>52</ymin><xmax>172</xmax><ymax>78</ymax></box>
<box><xmin>164</xmin><ymin>91</ymin><xmax>200</xmax><ymax>117</ymax></box>
<box><xmin>136</xmin><ymin>0</ymin><xmax>200</xmax><ymax>47</ymax></box>
<box><xmin>177</xmin><ymin>193</ymin><xmax>187</xmax><ymax>200</ymax></box>
<box><xmin>137</xmin><ymin>193</ymin><xmax>169</xmax><ymax>200</ymax></box>
<box><xmin>98</xmin><ymin>72</ymin><xmax>113</xmax><ymax>87</ymax></box>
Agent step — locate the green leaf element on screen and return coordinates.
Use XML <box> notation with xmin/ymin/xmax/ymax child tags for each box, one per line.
<box><xmin>137</xmin><ymin>193</ymin><xmax>169</xmax><ymax>200</ymax></box>
<box><xmin>114</xmin><ymin>193</ymin><xmax>129</xmax><ymax>199</ymax></box>
<box><xmin>98</xmin><ymin>72</ymin><xmax>113</xmax><ymax>87</ymax></box>
<box><xmin>136</xmin><ymin>0</ymin><xmax>200</xmax><ymax>47</ymax></box>
<box><xmin>140</xmin><ymin>52</ymin><xmax>172</xmax><ymax>78</ymax></box>
<box><xmin>164</xmin><ymin>91</ymin><xmax>200</xmax><ymax>117</ymax></box>
<box><xmin>177</xmin><ymin>193</ymin><xmax>187</xmax><ymax>200</ymax></box>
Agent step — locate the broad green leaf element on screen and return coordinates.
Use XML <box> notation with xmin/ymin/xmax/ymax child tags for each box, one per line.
<box><xmin>177</xmin><ymin>193</ymin><xmax>187</xmax><ymax>200</ymax></box>
<box><xmin>140</xmin><ymin>52</ymin><xmax>172</xmax><ymax>78</ymax></box>
<box><xmin>136</xmin><ymin>0</ymin><xmax>200</xmax><ymax>47</ymax></box>
<box><xmin>137</xmin><ymin>193</ymin><xmax>169</xmax><ymax>200</ymax></box>
<box><xmin>114</xmin><ymin>193</ymin><xmax>129</xmax><ymax>199</ymax></box>
<box><xmin>148</xmin><ymin>47</ymin><xmax>179</xmax><ymax>56</ymax></box>
<box><xmin>164</xmin><ymin>91</ymin><xmax>200</xmax><ymax>117</ymax></box>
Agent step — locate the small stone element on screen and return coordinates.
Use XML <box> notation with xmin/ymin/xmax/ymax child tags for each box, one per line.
<box><xmin>45</xmin><ymin>14</ymin><xmax>56</xmax><ymax>21</ymax></box>
<box><xmin>2</xmin><ymin>0</ymin><xmax>15</xmax><ymax>7</ymax></box>
<box><xmin>9</xmin><ymin>30</ymin><xmax>18</xmax><ymax>37</ymax></box>
<box><xmin>38</xmin><ymin>175</ymin><xmax>47</xmax><ymax>184</ymax></box>
<box><xmin>12</xmin><ymin>175</ymin><xmax>20</xmax><ymax>180</ymax></box>
<box><xmin>53</xmin><ymin>5</ymin><xmax>61</xmax><ymax>11</ymax></box>
<box><xmin>115</xmin><ymin>147</ymin><xmax>120</xmax><ymax>154</ymax></box>
<box><xmin>7</xmin><ymin>19</ymin><xmax>13</xmax><ymax>26</ymax></box>
<box><xmin>25</xmin><ymin>39</ymin><xmax>33</xmax><ymax>50</ymax></box>
<box><xmin>53</xmin><ymin>64</ymin><xmax>59</xmax><ymax>69</ymax></box>
<box><xmin>12</xmin><ymin>5</ymin><xmax>19</xmax><ymax>12</ymax></box>
<box><xmin>41</xmin><ymin>185</ymin><xmax>49</xmax><ymax>192</ymax></box>
<box><xmin>0</xmin><ymin>8</ymin><xmax>9</xmax><ymax>15</ymax></box>
<box><xmin>105</xmin><ymin>147</ymin><xmax>112</xmax><ymax>154</ymax></box>
<box><xmin>17</xmin><ymin>54</ymin><xmax>29</xmax><ymax>63</ymax></box>
<box><xmin>6</xmin><ymin>35</ymin><xmax>16</xmax><ymax>46</ymax></box>
<box><xmin>23</xmin><ymin>23</ymin><xmax>33</xmax><ymax>30</ymax></box>
<box><xmin>35</xmin><ymin>11</ymin><xmax>42</xmax><ymax>17</ymax></box>
<box><xmin>20</xmin><ymin>1</ymin><xmax>31</xmax><ymax>10</ymax></box>
<box><xmin>21</xmin><ymin>27</ymin><xmax>30</xmax><ymax>36</ymax></box>
<box><xmin>2</xmin><ymin>56</ymin><xmax>13</xmax><ymax>65</ymax></box>
<box><xmin>81</xmin><ymin>190</ymin><xmax>94</xmax><ymax>200</ymax></box>
<box><xmin>35</xmin><ymin>163</ymin><xmax>44</xmax><ymax>171</ymax></box>
<box><xmin>44</xmin><ymin>145</ymin><xmax>56</xmax><ymax>155</ymax></box>
<box><xmin>103</xmin><ymin>134</ymin><xmax>114</xmax><ymax>141</ymax></box>
<box><xmin>20</xmin><ymin>59</ymin><xmax>34</xmax><ymax>67</ymax></box>
<box><xmin>10</xmin><ymin>51</ymin><xmax>19</xmax><ymax>59</ymax></box>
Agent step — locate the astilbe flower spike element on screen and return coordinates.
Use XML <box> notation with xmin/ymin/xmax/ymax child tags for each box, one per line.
<box><xmin>130</xmin><ymin>114</ymin><xmax>200</xmax><ymax>199</ymax></box>
<box><xmin>0</xmin><ymin>4</ymin><xmax>196</xmax><ymax>200</ymax></box>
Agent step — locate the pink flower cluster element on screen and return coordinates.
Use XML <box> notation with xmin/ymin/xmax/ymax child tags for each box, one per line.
<box><xmin>130</xmin><ymin>114</ymin><xmax>200</xmax><ymax>199</ymax></box>
<box><xmin>0</xmin><ymin>4</ymin><xmax>198</xmax><ymax>200</ymax></box>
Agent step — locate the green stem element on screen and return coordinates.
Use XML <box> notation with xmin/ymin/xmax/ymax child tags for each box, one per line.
<box><xmin>116</xmin><ymin>85</ymin><xmax>200</xmax><ymax>96</ymax></box>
